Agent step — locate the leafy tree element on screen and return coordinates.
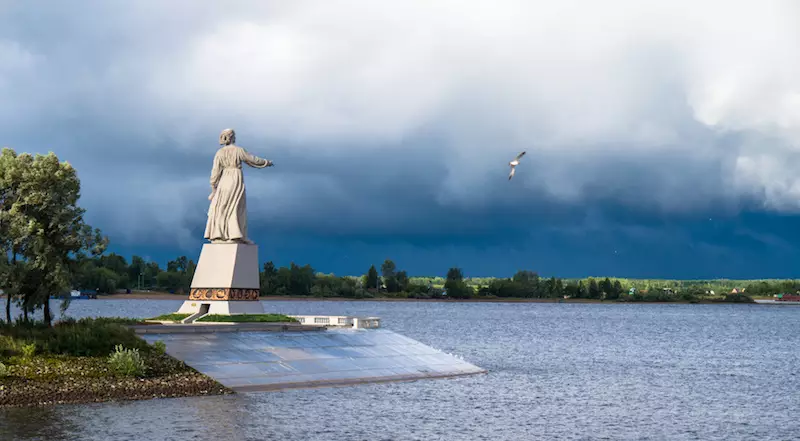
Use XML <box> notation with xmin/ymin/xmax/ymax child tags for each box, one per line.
<box><xmin>609</xmin><ymin>280</ymin><xmax>623</xmax><ymax>300</ymax></box>
<box><xmin>156</xmin><ymin>271</ymin><xmax>184</xmax><ymax>293</ymax></box>
<box><xmin>381</xmin><ymin>259</ymin><xmax>399</xmax><ymax>292</ymax></box>
<box><xmin>396</xmin><ymin>270</ymin><xmax>410</xmax><ymax>292</ymax></box>
<box><xmin>289</xmin><ymin>262</ymin><xmax>315</xmax><ymax>296</ymax></box>
<box><xmin>588</xmin><ymin>279</ymin><xmax>601</xmax><ymax>299</ymax></box>
<box><xmin>128</xmin><ymin>255</ymin><xmax>146</xmax><ymax>289</ymax></box>
<box><xmin>0</xmin><ymin>148</ymin><xmax>106</xmax><ymax>325</ymax></box>
<box><xmin>444</xmin><ymin>267</ymin><xmax>471</xmax><ymax>299</ymax></box>
<box><xmin>260</xmin><ymin>261</ymin><xmax>278</xmax><ymax>296</ymax></box>
<box><xmin>380</xmin><ymin>259</ymin><xmax>397</xmax><ymax>279</ymax></box>
<box><xmin>598</xmin><ymin>277</ymin><xmax>614</xmax><ymax>300</ymax></box>
<box><xmin>143</xmin><ymin>261</ymin><xmax>161</xmax><ymax>288</ymax></box>
<box><xmin>366</xmin><ymin>265</ymin><xmax>379</xmax><ymax>290</ymax></box>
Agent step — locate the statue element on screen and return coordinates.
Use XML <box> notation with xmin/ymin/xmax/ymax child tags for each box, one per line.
<box><xmin>204</xmin><ymin>128</ymin><xmax>273</xmax><ymax>244</ymax></box>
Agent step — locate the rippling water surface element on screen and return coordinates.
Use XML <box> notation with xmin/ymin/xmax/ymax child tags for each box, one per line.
<box><xmin>2</xmin><ymin>300</ymin><xmax>799</xmax><ymax>440</ymax></box>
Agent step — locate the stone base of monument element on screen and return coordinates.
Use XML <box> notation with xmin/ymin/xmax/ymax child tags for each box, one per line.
<box><xmin>175</xmin><ymin>242</ymin><xmax>264</xmax><ymax>321</ymax></box>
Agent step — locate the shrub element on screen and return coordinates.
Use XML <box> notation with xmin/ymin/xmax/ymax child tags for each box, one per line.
<box><xmin>0</xmin><ymin>318</ymin><xmax>148</xmax><ymax>357</ymax></box>
<box><xmin>0</xmin><ymin>335</ymin><xmax>22</xmax><ymax>358</ymax></box>
<box><xmin>152</xmin><ymin>340</ymin><xmax>166</xmax><ymax>355</ymax></box>
<box><xmin>722</xmin><ymin>293</ymin><xmax>755</xmax><ymax>303</ymax></box>
<box><xmin>108</xmin><ymin>344</ymin><xmax>145</xmax><ymax>377</ymax></box>
<box><xmin>21</xmin><ymin>343</ymin><xmax>36</xmax><ymax>359</ymax></box>
<box><xmin>0</xmin><ymin>362</ymin><xmax>8</xmax><ymax>377</ymax></box>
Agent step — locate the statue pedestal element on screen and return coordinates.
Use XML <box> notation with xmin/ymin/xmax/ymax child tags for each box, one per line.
<box><xmin>176</xmin><ymin>243</ymin><xmax>264</xmax><ymax>316</ymax></box>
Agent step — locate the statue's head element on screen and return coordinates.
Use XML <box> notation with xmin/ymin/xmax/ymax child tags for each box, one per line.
<box><xmin>219</xmin><ymin>128</ymin><xmax>236</xmax><ymax>146</ymax></box>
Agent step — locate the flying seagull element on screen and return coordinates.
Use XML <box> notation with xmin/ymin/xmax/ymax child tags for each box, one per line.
<box><xmin>508</xmin><ymin>151</ymin><xmax>526</xmax><ymax>180</ymax></box>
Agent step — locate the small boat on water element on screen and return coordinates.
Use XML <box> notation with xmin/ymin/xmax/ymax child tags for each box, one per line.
<box><xmin>50</xmin><ymin>290</ymin><xmax>98</xmax><ymax>300</ymax></box>
<box><xmin>754</xmin><ymin>293</ymin><xmax>800</xmax><ymax>305</ymax></box>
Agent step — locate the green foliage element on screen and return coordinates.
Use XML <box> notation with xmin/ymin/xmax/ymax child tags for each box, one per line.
<box><xmin>0</xmin><ymin>147</ymin><xmax>107</xmax><ymax>324</ymax></box>
<box><xmin>381</xmin><ymin>259</ymin><xmax>400</xmax><ymax>292</ymax></box>
<box><xmin>152</xmin><ymin>340</ymin><xmax>166</xmax><ymax>355</ymax></box>
<box><xmin>260</xmin><ymin>261</ymin><xmax>278</xmax><ymax>296</ymax></box>
<box><xmin>0</xmin><ymin>317</ymin><xmax>148</xmax><ymax>357</ymax></box>
<box><xmin>720</xmin><ymin>293</ymin><xmax>755</xmax><ymax>303</ymax></box>
<box><xmin>366</xmin><ymin>265</ymin><xmax>379</xmax><ymax>290</ymax></box>
<box><xmin>21</xmin><ymin>343</ymin><xmax>36</xmax><ymax>358</ymax></box>
<box><xmin>149</xmin><ymin>313</ymin><xmax>190</xmax><ymax>322</ymax></box>
<box><xmin>0</xmin><ymin>361</ymin><xmax>8</xmax><ymax>377</ymax></box>
<box><xmin>444</xmin><ymin>267</ymin><xmax>472</xmax><ymax>299</ymax></box>
<box><xmin>107</xmin><ymin>344</ymin><xmax>146</xmax><ymax>377</ymax></box>
<box><xmin>196</xmin><ymin>314</ymin><xmax>297</xmax><ymax>323</ymax></box>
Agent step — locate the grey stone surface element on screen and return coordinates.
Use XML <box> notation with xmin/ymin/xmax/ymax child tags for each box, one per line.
<box><xmin>139</xmin><ymin>328</ymin><xmax>486</xmax><ymax>392</ymax></box>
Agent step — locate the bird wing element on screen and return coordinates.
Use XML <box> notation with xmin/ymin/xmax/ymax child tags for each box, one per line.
<box><xmin>508</xmin><ymin>167</ymin><xmax>516</xmax><ymax>180</ymax></box>
<box><xmin>515</xmin><ymin>151</ymin><xmax>526</xmax><ymax>161</ymax></box>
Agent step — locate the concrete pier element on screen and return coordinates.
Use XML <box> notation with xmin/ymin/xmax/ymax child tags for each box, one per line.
<box><xmin>135</xmin><ymin>326</ymin><xmax>486</xmax><ymax>392</ymax></box>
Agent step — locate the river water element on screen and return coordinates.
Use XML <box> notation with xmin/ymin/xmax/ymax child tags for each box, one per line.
<box><xmin>1</xmin><ymin>300</ymin><xmax>798</xmax><ymax>440</ymax></box>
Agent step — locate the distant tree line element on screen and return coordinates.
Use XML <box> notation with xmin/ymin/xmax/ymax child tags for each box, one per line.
<box><xmin>26</xmin><ymin>250</ymin><xmax>800</xmax><ymax>304</ymax></box>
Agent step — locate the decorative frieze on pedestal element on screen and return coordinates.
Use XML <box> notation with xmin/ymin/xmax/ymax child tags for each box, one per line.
<box><xmin>189</xmin><ymin>288</ymin><xmax>260</xmax><ymax>301</ymax></box>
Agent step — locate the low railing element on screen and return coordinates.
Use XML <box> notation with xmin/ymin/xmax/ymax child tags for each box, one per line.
<box><xmin>290</xmin><ymin>315</ymin><xmax>381</xmax><ymax>329</ymax></box>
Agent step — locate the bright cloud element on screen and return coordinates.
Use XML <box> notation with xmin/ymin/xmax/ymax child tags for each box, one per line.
<box><xmin>1</xmin><ymin>0</ymin><xmax>799</xmax><ymax>244</ymax></box>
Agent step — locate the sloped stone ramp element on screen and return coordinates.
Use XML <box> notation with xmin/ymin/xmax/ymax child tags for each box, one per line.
<box><xmin>136</xmin><ymin>327</ymin><xmax>486</xmax><ymax>392</ymax></box>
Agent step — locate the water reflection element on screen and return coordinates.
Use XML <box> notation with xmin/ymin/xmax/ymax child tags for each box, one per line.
<box><xmin>3</xmin><ymin>300</ymin><xmax>800</xmax><ymax>440</ymax></box>
<box><xmin>0</xmin><ymin>405</ymin><xmax>83</xmax><ymax>441</ymax></box>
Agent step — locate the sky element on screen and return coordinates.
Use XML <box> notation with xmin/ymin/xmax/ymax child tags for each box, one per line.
<box><xmin>2</xmin><ymin>0</ymin><xmax>800</xmax><ymax>279</ymax></box>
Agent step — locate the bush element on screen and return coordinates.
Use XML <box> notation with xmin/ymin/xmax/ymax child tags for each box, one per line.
<box><xmin>0</xmin><ymin>335</ymin><xmax>22</xmax><ymax>358</ymax></box>
<box><xmin>0</xmin><ymin>318</ymin><xmax>148</xmax><ymax>357</ymax></box>
<box><xmin>152</xmin><ymin>340</ymin><xmax>166</xmax><ymax>355</ymax></box>
<box><xmin>108</xmin><ymin>344</ymin><xmax>145</xmax><ymax>377</ymax></box>
<box><xmin>21</xmin><ymin>343</ymin><xmax>36</xmax><ymax>359</ymax></box>
<box><xmin>722</xmin><ymin>293</ymin><xmax>755</xmax><ymax>303</ymax></box>
<box><xmin>0</xmin><ymin>362</ymin><xmax>8</xmax><ymax>377</ymax></box>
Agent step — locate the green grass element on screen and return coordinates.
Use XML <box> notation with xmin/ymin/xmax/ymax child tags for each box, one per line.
<box><xmin>148</xmin><ymin>313</ymin><xmax>191</xmax><ymax>322</ymax></box>
<box><xmin>1</xmin><ymin>318</ymin><xmax>149</xmax><ymax>358</ymax></box>
<box><xmin>196</xmin><ymin>314</ymin><xmax>298</xmax><ymax>323</ymax></box>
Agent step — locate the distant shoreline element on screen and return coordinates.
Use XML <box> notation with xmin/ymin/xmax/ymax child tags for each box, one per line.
<box><xmin>0</xmin><ymin>292</ymin><xmax>765</xmax><ymax>304</ymax></box>
<box><xmin>70</xmin><ymin>292</ymin><xmax>764</xmax><ymax>304</ymax></box>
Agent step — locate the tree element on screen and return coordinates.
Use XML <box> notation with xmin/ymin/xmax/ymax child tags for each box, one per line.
<box><xmin>396</xmin><ymin>270</ymin><xmax>409</xmax><ymax>292</ymax></box>
<box><xmin>0</xmin><ymin>148</ymin><xmax>27</xmax><ymax>322</ymax></box>
<box><xmin>260</xmin><ymin>261</ymin><xmax>277</xmax><ymax>296</ymax></box>
<box><xmin>128</xmin><ymin>255</ymin><xmax>146</xmax><ymax>289</ymax></box>
<box><xmin>380</xmin><ymin>259</ymin><xmax>397</xmax><ymax>279</ymax></box>
<box><xmin>609</xmin><ymin>280</ymin><xmax>623</xmax><ymax>300</ymax></box>
<box><xmin>598</xmin><ymin>278</ymin><xmax>613</xmax><ymax>300</ymax></box>
<box><xmin>366</xmin><ymin>265</ymin><xmax>379</xmax><ymax>290</ymax></box>
<box><xmin>167</xmin><ymin>256</ymin><xmax>188</xmax><ymax>273</ymax></box>
<box><xmin>0</xmin><ymin>149</ymin><xmax>106</xmax><ymax>325</ymax></box>
<box><xmin>143</xmin><ymin>261</ymin><xmax>161</xmax><ymax>289</ymax></box>
<box><xmin>381</xmin><ymin>259</ymin><xmax>399</xmax><ymax>292</ymax></box>
<box><xmin>444</xmin><ymin>267</ymin><xmax>471</xmax><ymax>299</ymax></box>
<box><xmin>588</xmin><ymin>279</ymin><xmax>601</xmax><ymax>299</ymax></box>
<box><xmin>289</xmin><ymin>262</ymin><xmax>315</xmax><ymax>296</ymax></box>
<box><xmin>512</xmin><ymin>270</ymin><xmax>540</xmax><ymax>297</ymax></box>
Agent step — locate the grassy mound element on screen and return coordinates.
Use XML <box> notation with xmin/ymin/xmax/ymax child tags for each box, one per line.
<box><xmin>148</xmin><ymin>313</ymin><xmax>191</xmax><ymax>322</ymax></box>
<box><xmin>196</xmin><ymin>314</ymin><xmax>297</xmax><ymax>323</ymax></box>
<box><xmin>0</xmin><ymin>317</ymin><xmax>231</xmax><ymax>407</ymax></box>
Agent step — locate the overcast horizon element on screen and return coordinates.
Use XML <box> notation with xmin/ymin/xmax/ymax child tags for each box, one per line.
<box><xmin>3</xmin><ymin>1</ymin><xmax>800</xmax><ymax>279</ymax></box>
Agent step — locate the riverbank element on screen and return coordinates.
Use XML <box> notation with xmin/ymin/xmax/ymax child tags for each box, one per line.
<box><xmin>96</xmin><ymin>292</ymin><xmax>763</xmax><ymax>304</ymax></box>
<box><xmin>0</xmin><ymin>318</ymin><xmax>231</xmax><ymax>407</ymax></box>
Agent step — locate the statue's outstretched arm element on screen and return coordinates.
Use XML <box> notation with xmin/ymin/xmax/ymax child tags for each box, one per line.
<box><xmin>240</xmin><ymin>148</ymin><xmax>273</xmax><ymax>168</ymax></box>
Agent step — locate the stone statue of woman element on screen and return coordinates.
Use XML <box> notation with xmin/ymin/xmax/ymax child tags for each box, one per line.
<box><xmin>204</xmin><ymin>128</ymin><xmax>273</xmax><ymax>244</ymax></box>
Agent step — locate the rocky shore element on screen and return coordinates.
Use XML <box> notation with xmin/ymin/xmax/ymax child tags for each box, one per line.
<box><xmin>0</xmin><ymin>354</ymin><xmax>232</xmax><ymax>408</ymax></box>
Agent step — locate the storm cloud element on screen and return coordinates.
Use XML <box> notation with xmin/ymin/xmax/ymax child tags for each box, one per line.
<box><xmin>1</xmin><ymin>0</ymin><xmax>799</xmax><ymax>277</ymax></box>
